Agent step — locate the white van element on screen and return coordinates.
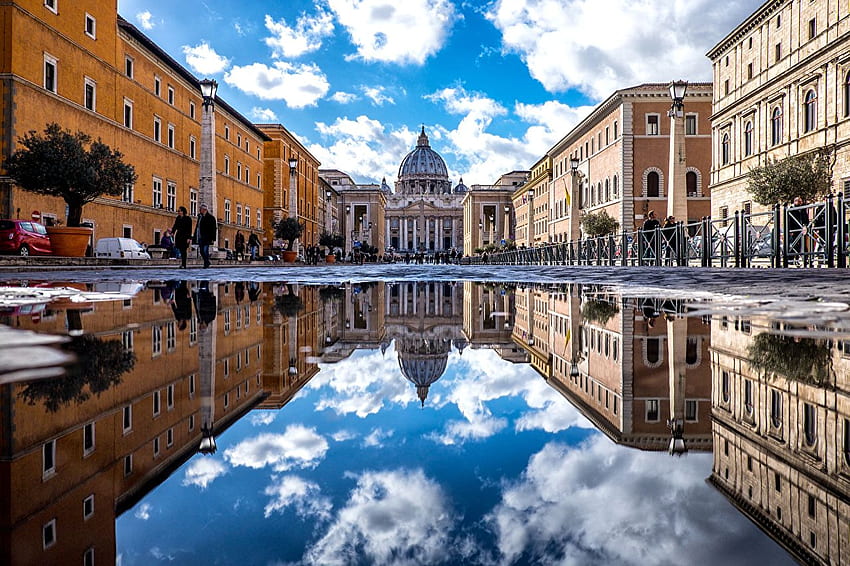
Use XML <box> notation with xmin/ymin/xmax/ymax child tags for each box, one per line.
<box><xmin>94</xmin><ymin>238</ymin><xmax>151</xmax><ymax>260</ymax></box>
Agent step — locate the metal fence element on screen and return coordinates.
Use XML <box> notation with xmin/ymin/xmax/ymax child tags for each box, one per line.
<box><xmin>466</xmin><ymin>194</ymin><xmax>850</xmax><ymax>268</ymax></box>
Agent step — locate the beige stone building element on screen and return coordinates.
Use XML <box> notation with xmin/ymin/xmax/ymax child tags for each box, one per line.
<box><xmin>709</xmin><ymin>315</ymin><xmax>850</xmax><ymax>564</ymax></box>
<box><xmin>708</xmin><ymin>0</ymin><xmax>850</xmax><ymax>218</ymax></box>
<box><xmin>318</xmin><ymin>169</ymin><xmax>387</xmax><ymax>255</ymax></box>
<box><xmin>543</xmin><ymin>84</ymin><xmax>713</xmax><ymax>243</ymax></box>
<box><xmin>463</xmin><ymin>171</ymin><xmax>527</xmax><ymax>253</ymax></box>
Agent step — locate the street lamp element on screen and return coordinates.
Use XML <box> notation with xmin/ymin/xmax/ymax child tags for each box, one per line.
<box><xmin>568</xmin><ymin>157</ymin><xmax>582</xmax><ymax>243</ymax></box>
<box><xmin>288</xmin><ymin>157</ymin><xmax>299</xmax><ymax>251</ymax></box>
<box><xmin>526</xmin><ymin>188</ymin><xmax>535</xmax><ymax>246</ymax></box>
<box><xmin>198</xmin><ymin>79</ymin><xmax>218</xmax><ymax>214</ymax></box>
<box><xmin>667</xmin><ymin>80</ymin><xmax>689</xmax><ymax>222</ymax></box>
<box><xmin>199</xmin><ymin>426</ymin><xmax>217</xmax><ymax>454</ymax></box>
<box><xmin>325</xmin><ymin>190</ymin><xmax>332</xmax><ymax>232</ymax></box>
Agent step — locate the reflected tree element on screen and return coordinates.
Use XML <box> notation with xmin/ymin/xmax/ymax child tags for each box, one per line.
<box><xmin>19</xmin><ymin>334</ymin><xmax>136</xmax><ymax>412</ymax></box>
<box><xmin>273</xmin><ymin>283</ymin><xmax>304</xmax><ymax>317</ymax></box>
<box><xmin>581</xmin><ymin>299</ymin><xmax>620</xmax><ymax>325</ymax></box>
<box><xmin>747</xmin><ymin>333</ymin><xmax>833</xmax><ymax>384</ymax></box>
<box><xmin>318</xmin><ymin>285</ymin><xmax>345</xmax><ymax>303</ymax></box>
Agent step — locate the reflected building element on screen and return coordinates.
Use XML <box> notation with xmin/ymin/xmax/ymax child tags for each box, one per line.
<box><xmin>709</xmin><ymin>317</ymin><xmax>850</xmax><ymax>564</ymax></box>
<box><xmin>0</xmin><ymin>283</ymin><xmax>266</xmax><ymax>566</ymax></box>
<box><xmin>512</xmin><ymin>285</ymin><xmax>712</xmax><ymax>452</ymax></box>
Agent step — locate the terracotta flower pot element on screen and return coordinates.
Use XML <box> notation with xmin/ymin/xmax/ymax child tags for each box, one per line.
<box><xmin>46</xmin><ymin>226</ymin><xmax>93</xmax><ymax>257</ymax></box>
<box><xmin>326</xmin><ymin>254</ymin><xmax>336</xmax><ymax>263</ymax></box>
<box><xmin>282</xmin><ymin>250</ymin><xmax>298</xmax><ymax>263</ymax></box>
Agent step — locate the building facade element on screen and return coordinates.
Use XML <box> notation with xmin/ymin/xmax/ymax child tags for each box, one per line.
<box><xmin>708</xmin><ymin>0</ymin><xmax>850</xmax><ymax>217</ymax></box>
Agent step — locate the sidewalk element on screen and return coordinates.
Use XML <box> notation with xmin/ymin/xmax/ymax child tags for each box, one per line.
<box><xmin>0</xmin><ymin>256</ymin><xmax>294</xmax><ymax>270</ymax></box>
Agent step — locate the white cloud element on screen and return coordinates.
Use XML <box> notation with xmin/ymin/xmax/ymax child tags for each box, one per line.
<box><xmin>134</xmin><ymin>502</ymin><xmax>153</xmax><ymax>520</ymax></box>
<box><xmin>486</xmin><ymin>437</ymin><xmax>782</xmax><ymax>565</ymax></box>
<box><xmin>264</xmin><ymin>10</ymin><xmax>335</xmax><ymax>59</ymax></box>
<box><xmin>487</xmin><ymin>0</ymin><xmax>763</xmax><ymax>99</ymax></box>
<box><xmin>263</xmin><ymin>475</ymin><xmax>333</xmax><ymax>519</ymax></box>
<box><xmin>330</xmin><ymin>91</ymin><xmax>359</xmax><ymax>104</ymax></box>
<box><xmin>136</xmin><ymin>10</ymin><xmax>155</xmax><ymax>30</ymax></box>
<box><xmin>328</xmin><ymin>0</ymin><xmax>456</xmax><ymax>65</ymax></box>
<box><xmin>182</xmin><ymin>457</ymin><xmax>228</xmax><ymax>489</ymax></box>
<box><xmin>331</xmin><ymin>429</ymin><xmax>358</xmax><ymax>442</ymax></box>
<box><xmin>182</xmin><ymin>42</ymin><xmax>231</xmax><ymax>75</ymax></box>
<box><xmin>303</xmin><ymin>469</ymin><xmax>458</xmax><ymax>565</ymax></box>
<box><xmin>361</xmin><ymin>86</ymin><xmax>395</xmax><ymax>106</ymax></box>
<box><xmin>250</xmin><ymin>107</ymin><xmax>279</xmax><ymax>122</ymax></box>
<box><xmin>225</xmin><ymin>62</ymin><xmax>329</xmax><ymax>108</ymax></box>
<box><xmin>224</xmin><ymin>425</ymin><xmax>329</xmax><ymax>472</ymax></box>
<box><xmin>363</xmin><ymin>427</ymin><xmax>394</xmax><ymax>447</ymax></box>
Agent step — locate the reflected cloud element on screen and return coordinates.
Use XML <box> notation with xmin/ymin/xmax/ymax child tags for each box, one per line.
<box><xmin>303</xmin><ymin>469</ymin><xmax>459</xmax><ymax>565</ymax></box>
<box><xmin>263</xmin><ymin>475</ymin><xmax>332</xmax><ymax>520</ymax></box>
<box><xmin>182</xmin><ymin>458</ymin><xmax>228</xmax><ymax>489</ymax></box>
<box><xmin>249</xmin><ymin>412</ymin><xmax>278</xmax><ymax>427</ymax></box>
<box><xmin>362</xmin><ymin>428</ymin><xmax>394</xmax><ymax>448</ymax></box>
<box><xmin>224</xmin><ymin>425</ymin><xmax>329</xmax><ymax>472</ymax></box>
<box><xmin>134</xmin><ymin>502</ymin><xmax>153</xmax><ymax>520</ymax></box>
<box><xmin>331</xmin><ymin>429</ymin><xmax>357</xmax><ymax>442</ymax></box>
<box><xmin>487</xmin><ymin>437</ymin><xmax>770</xmax><ymax>565</ymax></box>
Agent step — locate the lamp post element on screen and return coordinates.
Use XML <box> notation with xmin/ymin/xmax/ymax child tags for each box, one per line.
<box><xmin>197</xmin><ymin>281</ymin><xmax>217</xmax><ymax>455</ymax></box>
<box><xmin>199</xmin><ymin>79</ymin><xmax>218</xmax><ymax>215</ymax></box>
<box><xmin>503</xmin><ymin>205</ymin><xmax>510</xmax><ymax>243</ymax></box>
<box><xmin>526</xmin><ymin>189</ymin><xmax>534</xmax><ymax>247</ymax></box>
<box><xmin>489</xmin><ymin>215</ymin><xmax>495</xmax><ymax>248</ymax></box>
<box><xmin>325</xmin><ymin>190</ymin><xmax>331</xmax><ymax>233</ymax></box>
<box><xmin>667</xmin><ymin>80</ymin><xmax>688</xmax><ymax>222</ymax></box>
<box><xmin>478</xmin><ymin>219</ymin><xmax>484</xmax><ymax>249</ymax></box>
<box><xmin>569</xmin><ymin>157</ymin><xmax>582</xmax><ymax>243</ymax></box>
<box><xmin>667</xmin><ymin>313</ymin><xmax>688</xmax><ymax>456</ymax></box>
<box><xmin>288</xmin><ymin>157</ymin><xmax>299</xmax><ymax>251</ymax></box>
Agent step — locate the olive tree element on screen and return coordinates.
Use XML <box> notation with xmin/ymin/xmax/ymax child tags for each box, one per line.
<box><xmin>746</xmin><ymin>151</ymin><xmax>832</xmax><ymax>205</ymax></box>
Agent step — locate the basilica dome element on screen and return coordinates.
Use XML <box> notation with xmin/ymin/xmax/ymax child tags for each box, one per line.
<box><xmin>397</xmin><ymin>337</ymin><xmax>451</xmax><ymax>406</ymax></box>
<box><xmin>398</xmin><ymin>127</ymin><xmax>449</xmax><ymax>181</ymax></box>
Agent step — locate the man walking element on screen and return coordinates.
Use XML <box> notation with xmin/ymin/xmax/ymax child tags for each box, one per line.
<box><xmin>195</xmin><ymin>204</ymin><xmax>217</xmax><ymax>268</ymax></box>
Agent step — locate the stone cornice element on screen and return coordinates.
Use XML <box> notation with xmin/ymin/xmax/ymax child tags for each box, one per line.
<box><xmin>706</xmin><ymin>0</ymin><xmax>786</xmax><ymax>60</ymax></box>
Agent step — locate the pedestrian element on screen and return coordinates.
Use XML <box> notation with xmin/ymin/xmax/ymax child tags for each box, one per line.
<box><xmin>662</xmin><ymin>215</ymin><xmax>678</xmax><ymax>264</ymax></box>
<box><xmin>172</xmin><ymin>206</ymin><xmax>193</xmax><ymax>268</ymax></box>
<box><xmin>235</xmin><ymin>231</ymin><xmax>245</xmax><ymax>261</ymax></box>
<box><xmin>161</xmin><ymin>229</ymin><xmax>175</xmax><ymax>258</ymax></box>
<box><xmin>195</xmin><ymin>203</ymin><xmax>217</xmax><ymax>268</ymax></box>
<box><xmin>248</xmin><ymin>233</ymin><xmax>261</xmax><ymax>260</ymax></box>
<box><xmin>642</xmin><ymin>210</ymin><xmax>661</xmax><ymax>261</ymax></box>
<box><xmin>813</xmin><ymin>197</ymin><xmax>838</xmax><ymax>263</ymax></box>
<box><xmin>788</xmin><ymin>196</ymin><xmax>809</xmax><ymax>265</ymax></box>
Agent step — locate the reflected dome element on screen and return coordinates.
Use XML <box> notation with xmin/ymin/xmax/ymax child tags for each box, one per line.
<box><xmin>397</xmin><ymin>337</ymin><xmax>451</xmax><ymax>406</ymax></box>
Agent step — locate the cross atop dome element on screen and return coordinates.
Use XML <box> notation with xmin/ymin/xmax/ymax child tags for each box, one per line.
<box><xmin>417</xmin><ymin>125</ymin><xmax>430</xmax><ymax>147</ymax></box>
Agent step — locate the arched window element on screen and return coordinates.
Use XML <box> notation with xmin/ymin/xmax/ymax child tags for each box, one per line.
<box><xmin>647</xmin><ymin>171</ymin><xmax>660</xmax><ymax>197</ymax></box>
<box><xmin>721</xmin><ymin>133</ymin><xmax>730</xmax><ymax>165</ymax></box>
<box><xmin>591</xmin><ymin>183</ymin><xmax>596</xmax><ymax>204</ymax></box>
<box><xmin>685</xmin><ymin>337</ymin><xmax>698</xmax><ymax>364</ymax></box>
<box><xmin>613</xmin><ymin>175</ymin><xmax>619</xmax><ymax>198</ymax></box>
<box><xmin>686</xmin><ymin>171</ymin><xmax>698</xmax><ymax>197</ymax></box>
<box><xmin>721</xmin><ymin>370</ymin><xmax>730</xmax><ymax>402</ymax></box>
<box><xmin>770</xmin><ymin>389</ymin><xmax>782</xmax><ymax>429</ymax></box>
<box><xmin>645</xmin><ymin>338</ymin><xmax>660</xmax><ymax>365</ymax></box>
<box><xmin>597</xmin><ymin>182</ymin><xmax>602</xmax><ymax>204</ymax></box>
<box><xmin>804</xmin><ymin>403</ymin><xmax>817</xmax><ymax>447</ymax></box>
<box><xmin>804</xmin><ymin>89</ymin><xmax>817</xmax><ymax>133</ymax></box>
<box><xmin>605</xmin><ymin>179</ymin><xmax>610</xmax><ymax>201</ymax></box>
<box><xmin>845</xmin><ymin>72</ymin><xmax>850</xmax><ymax>118</ymax></box>
<box><xmin>744</xmin><ymin>121</ymin><xmax>753</xmax><ymax>156</ymax></box>
<box><xmin>771</xmin><ymin>106</ymin><xmax>783</xmax><ymax>145</ymax></box>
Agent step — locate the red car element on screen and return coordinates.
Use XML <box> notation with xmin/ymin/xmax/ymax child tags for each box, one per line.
<box><xmin>0</xmin><ymin>220</ymin><xmax>53</xmax><ymax>256</ymax></box>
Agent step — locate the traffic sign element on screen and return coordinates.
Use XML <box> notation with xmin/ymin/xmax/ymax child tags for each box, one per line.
<box><xmin>31</xmin><ymin>210</ymin><xmax>41</xmax><ymax>221</ymax></box>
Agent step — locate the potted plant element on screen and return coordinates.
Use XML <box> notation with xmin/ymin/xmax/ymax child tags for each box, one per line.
<box><xmin>4</xmin><ymin>123</ymin><xmax>137</xmax><ymax>256</ymax></box>
<box><xmin>319</xmin><ymin>232</ymin><xmax>345</xmax><ymax>263</ymax></box>
<box><xmin>274</xmin><ymin>217</ymin><xmax>304</xmax><ymax>262</ymax></box>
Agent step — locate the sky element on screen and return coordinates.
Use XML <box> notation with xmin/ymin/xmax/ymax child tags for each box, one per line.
<box><xmin>116</xmin><ymin>0</ymin><xmax>765</xmax><ymax>185</ymax></box>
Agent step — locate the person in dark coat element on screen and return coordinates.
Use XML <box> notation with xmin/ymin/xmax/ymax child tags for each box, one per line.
<box><xmin>195</xmin><ymin>204</ymin><xmax>217</xmax><ymax>268</ymax></box>
<box><xmin>247</xmin><ymin>233</ymin><xmax>261</xmax><ymax>260</ymax></box>
<box><xmin>788</xmin><ymin>197</ymin><xmax>809</xmax><ymax>265</ymax></box>
<box><xmin>642</xmin><ymin>210</ymin><xmax>661</xmax><ymax>260</ymax></box>
<box><xmin>172</xmin><ymin>206</ymin><xmax>193</xmax><ymax>268</ymax></box>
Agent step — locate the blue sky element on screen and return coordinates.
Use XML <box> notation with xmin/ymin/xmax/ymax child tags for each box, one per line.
<box><xmin>116</xmin><ymin>0</ymin><xmax>763</xmax><ymax>184</ymax></box>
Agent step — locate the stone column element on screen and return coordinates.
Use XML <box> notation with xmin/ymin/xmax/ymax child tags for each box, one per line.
<box><xmin>569</xmin><ymin>173</ymin><xmax>581</xmax><ymax>243</ymax></box>
<box><xmin>199</xmin><ymin>102</ymin><xmax>217</xmax><ymax>214</ymax></box>
<box><xmin>667</xmin><ymin>315</ymin><xmax>687</xmax><ymax>455</ymax></box>
<box><xmin>668</xmin><ymin>108</ymin><xmax>688</xmax><ymax>221</ymax></box>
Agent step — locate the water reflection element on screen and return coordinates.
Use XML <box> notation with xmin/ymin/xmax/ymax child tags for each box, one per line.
<box><xmin>0</xmin><ymin>280</ymin><xmax>825</xmax><ymax>564</ymax></box>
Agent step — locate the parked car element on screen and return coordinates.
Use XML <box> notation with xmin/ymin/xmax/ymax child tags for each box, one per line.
<box><xmin>94</xmin><ymin>237</ymin><xmax>151</xmax><ymax>259</ymax></box>
<box><xmin>0</xmin><ymin>220</ymin><xmax>52</xmax><ymax>256</ymax></box>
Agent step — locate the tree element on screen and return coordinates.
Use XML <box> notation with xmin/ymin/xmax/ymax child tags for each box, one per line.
<box><xmin>747</xmin><ymin>333</ymin><xmax>833</xmax><ymax>384</ymax></box>
<box><xmin>274</xmin><ymin>217</ymin><xmax>304</xmax><ymax>251</ymax></box>
<box><xmin>581</xmin><ymin>299</ymin><xmax>620</xmax><ymax>325</ymax></box>
<box><xmin>319</xmin><ymin>232</ymin><xmax>345</xmax><ymax>250</ymax></box>
<box><xmin>4</xmin><ymin>123</ymin><xmax>137</xmax><ymax>227</ymax></box>
<box><xmin>746</xmin><ymin>151</ymin><xmax>833</xmax><ymax>205</ymax></box>
<box><xmin>580</xmin><ymin>210</ymin><xmax>619</xmax><ymax>237</ymax></box>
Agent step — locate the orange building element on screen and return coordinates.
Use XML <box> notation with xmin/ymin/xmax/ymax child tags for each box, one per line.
<box><xmin>0</xmin><ymin>0</ymin><xmax>269</xmax><ymax>252</ymax></box>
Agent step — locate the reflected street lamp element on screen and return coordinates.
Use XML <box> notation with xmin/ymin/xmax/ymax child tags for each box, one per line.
<box><xmin>199</xmin><ymin>426</ymin><xmax>217</xmax><ymax>455</ymax></box>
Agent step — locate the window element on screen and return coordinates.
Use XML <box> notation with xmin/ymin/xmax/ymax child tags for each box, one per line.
<box><xmin>189</xmin><ymin>101</ymin><xmax>196</xmax><ymax>120</ymax></box>
<box><xmin>79</xmin><ymin>78</ymin><xmax>96</xmax><ymax>114</ymax></box>
<box><xmin>154</xmin><ymin>76</ymin><xmax>161</xmax><ymax>97</ymax></box>
<box><xmin>44</xmin><ymin>54</ymin><xmax>57</xmax><ymax>92</ymax></box>
<box><xmin>123</xmin><ymin>99</ymin><xmax>133</xmax><ymax>128</ymax></box>
<box><xmin>189</xmin><ymin>414</ymin><xmax>195</xmax><ymax>431</ymax></box>
<box><xmin>84</xmin><ymin>548</ymin><xmax>95</xmax><ymax>566</ymax></box>
<box><xmin>44</xmin><ymin>0</ymin><xmax>57</xmax><ymax>13</ymax></box>
<box><xmin>85</xmin><ymin>14</ymin><xmax>97</xmax><ymax>38</ymax></box>
<box><xmin>152</xmin><ymin>178</ymin><xmax>162</xmax><ymax>208</ymax></box>
<box><xmin>804</xmin><ymin>89</ymin><xmax>817</xmax><ymax>133</ymax></box>
<box><xmin>804</xmin><ymin>403</ymin><xmax>817</xmax><ymax>446</ymax></box>
<box><xmin>167</xmin><ymin>427</ymin><xmax>174</xmax><ymax>447</ymax></box>
<box><xmin>153</xmin><ymin>116</ymin><xmax>161</xmax><ymax>143</ymax></box>
<box><xmin>153</xmin><ymin>390</ymin><xmax>161</xmax><ymax>416</ymax></box>
<box><xmin>153</xmin><ymin>437</ymin><xmax>160</xmax><ymax>458</ymax></box>
<box><xmin>190</xmin><ymin>189</ymin><xmax>198</xmax><ymax>215</ymax></box>
<box><xmin>721</xmin><ymin>370</ymin><xmax>730</xmax><ymax>402</ymax></box>
<box><xmin>808</xmin><ymin>494</ymin><xmax>816</xmax><ymax>517</ymax></box>
<box><xmin>189</xmin><ymin>374</ymin><xmax>196</xmax><ymax>397</ymax></box>
<box><xmin>246</xmin><ymin>166</ymin><xmax>250</xmax><ymax>184</ymax></box>
<box><xmin>646</xmin><ymin>171</ymin><xmax>660</xmax><ymax>198</ymax></box>
<box><xmin>236</xmin><ymin>205</ymin><xmax>242</xmax><ymax>225</ymax></box>
<box><xmin>122</xmin><ymin>330</ymin><xmax>134</xmax><ymax>351</ymax></box>
<box><xmin>685</xmin><ymin>400</ymin><xmax>697</xmax><ymax>421</ymax></box>
<box><xmin>237</xmin><ymin>162</ymin><xmax>242</xmax><ymax>181</ymax></box>
<box><xmin>124</xmin><ymin>454</ymin><xmax>133</xmax><ymax>476</ymax></box>
<box><xmin>844</xmin><ymin>418</ymin><xmax>850</xmax><ymax>465</ymax></box>
<box><xmin>749</xmin><ymin>37</ymin><xmax>753</xmax><ymax>49</ymax></box>
<box><xmin>845</xmin><ymin>72</ymin><xmax>850</xmax><ymax>118</ymax></box>
<box><xmin>167</xmin><ymin>86</ymin><xmax>174</xmax><ymax>105</ymax></box>
<box><xmin>43</xmin><ymin>519</ymin><xmax>56</xmax><ymax>549</ymax></box>
<box><xmin>775</xmin><ymin>43</ymin><xmax>781</xmax><ymax>63</ymax></box>
<box><xmin>747</xmin><ymin>62</ymin><xmax>753</xmax><ymax>80</ymax></box>
<box><xmin>613</xmin><ymin>121</ymin><xmax>618</xmax><ymax>139</ymax></box>
<box><xmin>721</xmin><ymin>133</ymin><xmax>730</xmax><ymax>165</ymax></box>
<box><xmin>770</xmin><ymin>389</ymin><xmax>782</xmax><ymax>428</ymax></box>
<box><xmin>190</xmin><ymin>136</ymin><xmax>196</xmax><ymax>160</ymax></box>
<box><xmin>83</xmin><ymin>495</ymin><xmax>94</xmax><ymax>520</ymax></box>
<box><xmin>244</xmin><ymin>206</ymin><xmax>250</xmax><ymax>226</ymax></box>
<box><xmin>809</xmin><ymin>18</ymin><xmax>816</xmax><ymax>40</ymax></box>
<box><xmin>646</xmin><ymin>399</ymin><xmax>659</xmax><ymax>421</ymax></box>
<box><xmin>224</xmin><ymin>125</ymin><xmax>230</xmax><ymax>140</ymax></box>
<box><xmin>744</xmin><ymin>379</ymin><xmax>753</xmax><ymax>414</ymax></box>
<box><xmin>771</xmin><ymin>106</ymin><xmax>782</xmax><ymax>145</ymax></box>
<box><xmin>744</xmin><ymin>121</ymin><xmax>753</xmax><ymax>156</ymax></box>
<box><xmin>224</xmin><ymin>200</ymin><xmax>232</xmax><ymax>223</ymax></box>
<box><xmin>166</xmin><ymin>182</ymin><xmax>176</xmax><ymax>211</ymax></box>
<box><xmin>685</xmin><ymin>114</ymin><xmax>697</xmax><ymax>135</ymax></box>
<box><xmin>646</xmin><ymin>114</ymin><xmax>659</xmax><ymax>135</ymax></box>
<box><xmin>167</xmin><ymin>124</ymin><xmax>175</xmax><ymax>149</ymax></box>
<box><xmin>257</xmin><ymin>210</ymin><xmax>261</xmax><ymax>229</ymax></box>
<box><xmin>224</xmin><ymin>155</ymin><xmax>230</xmax><ymax>175</ymax></box>
<box><xmin>686</xmin><ymin>171</ymin><xmax>698</xmax><ymax>197</ymax></box>
<box><xmin>43</xmin><ymin>440</ymin><xmax>56</xmax><ymax>477</ymax></box>
<box><xmin>776</xmin><ymin>15</ymin><xmax>781</xmax><ymax>27</ymax></box>
<box><xmin>125</xmin><ymin>56</ymin><xmax>134</xmax><ymax>78</ymax></box>
<box><xmin>83</xmin><ymin>422</ymin><xmax>95</xmax><ymax>455</ymax></box>
<box><xmin>237</xmin><ymin>133</ymin><xmax>242</xmax><ymax>147</ymax></box>
<box><xmin>724</xmin><ymin>79</ymin><xmax>729</xmax><ymax>95</ymax></box>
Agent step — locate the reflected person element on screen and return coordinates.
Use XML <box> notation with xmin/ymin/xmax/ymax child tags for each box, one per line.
<box><xmin>193</xmin><ymin>281</ymin><xmax>217</xmax><ymax>329</ymax></box>
<box><xmin>170</xmin><ymin>280</ymin><xmax>193</xmax><ymax>330</ymax></box>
